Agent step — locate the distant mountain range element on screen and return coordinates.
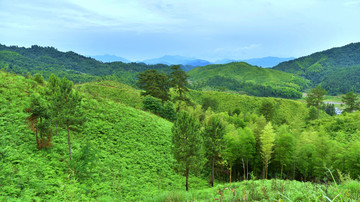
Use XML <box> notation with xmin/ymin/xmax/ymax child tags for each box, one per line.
<box><xmin>91</xmin><ymin>54</ymin><xmax>295</xmax><ymax>69</ymax></box>
<box><xmin>3</xmin><ymin>42</ymin><xmax>360</xmax><ymax>96</ymax></box>
<box><xmin>140</xmin><ymin>55</ymin><xmax>212</xmax><ymax>67</ymax></box>
<box><xmin>91</xmin><ymin>54</ymin><xmax>130</xmax><ymax>63</ymax></box>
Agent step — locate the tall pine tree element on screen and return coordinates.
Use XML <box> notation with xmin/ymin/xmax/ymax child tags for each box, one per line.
<box><xmin>172</xmin><ymin>111</ymin><xmax>203</xmax><ymax>191</ymax></box>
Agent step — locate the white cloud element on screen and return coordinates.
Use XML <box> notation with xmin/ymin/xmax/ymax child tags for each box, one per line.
<box><xmin>0</xmin><ymin>0</ymin><xmax>360</xmax><ymax>60</ymax></box>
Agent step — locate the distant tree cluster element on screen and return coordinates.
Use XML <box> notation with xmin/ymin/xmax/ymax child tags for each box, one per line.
<box><xmin>137</xmin><ymin>65</ymin><xmax>191</xmax><ymax>120</ymax></box>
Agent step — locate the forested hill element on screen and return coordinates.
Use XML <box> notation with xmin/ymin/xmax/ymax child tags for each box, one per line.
<box><xmin>273</xmin><ymin>42</ymin><xmax>360</xmax><ymax>94</ymax></box>
<box><xmin>0</xmin><ymin>44</ymin><xmax>171</xmax><ymax>85</ymax></box>
<box><xmin>188</xmin><ymin>62</ymin><xmax>309</xmax><ymax>98</ymax></box>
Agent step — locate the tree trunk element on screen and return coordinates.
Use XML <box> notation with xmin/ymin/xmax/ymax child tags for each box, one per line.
<box><xmin>281</xmin><ymin>164</ymin><xmax>284</xmax><ymax>179</ymax></box>
<box><xmin>317</xmin><ymin>106</ymin><xmax>320</xmax><ymax>119</ymax></box>
<box><xmin>246</xmin><ymin>159</ymin><xmax>249</xmax><ymax>180</ymax></box>
<box><xmin>211</xmin><ymin>157</ymin><xmax>215</xmax><ymax>187</ymax></box>
<box><xmin>67</xmin><ymin>122</ymin><xmax>72</xmax><ymax>160</ymax></box>
<box><xmin>242</xmin><ymin>158</ymin><xmax>246</xmax><ymax>180</ymax></box>
<box><xmin>186</xmin><ymin>167</ymin><xmax>189</xmax><ymax>191</ymax></box>
<box><xmin>265</xmin><ymin>160</ymin><xmax>268</xmax><ymax>179</ymax></box>
<box><xmin>293</xmin><ymin>162</ymin><xmax>296</xmax><ymax>180</ymax></box>
<box><xmin>229</xmin><ymin>164</ymin><xmax>232</xmax><ymax>183</ymax></box>
<box><xmin>35</xmin><ymin>128</ymin><xmax>39</xmax><ymax>148</ymax></box>
<box><xmin>56</xmin><ymin>122</ymin><xmax>58</xmax><ymax>136</ymax></box>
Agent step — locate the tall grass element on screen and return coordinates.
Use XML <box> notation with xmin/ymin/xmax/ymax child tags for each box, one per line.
<box><xmin>146</xmin><ymin>179</ymin><xmax>360</xmax><ymax>201</ymax></box>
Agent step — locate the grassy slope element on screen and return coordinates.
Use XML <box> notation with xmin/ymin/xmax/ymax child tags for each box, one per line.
<box><xmin>188</xmin><ymin>62</ymin><xmax>299</xmax><ymax>84</ymax></box>
<box><xmin>0</xmin><ymin>71</ymin><xmax>206</xmax><ymax>201</ymax></box>
<box><xmin>74</xmin><ymin>80</ymin><xmax>143</xmax><ymax>109</ymax></box>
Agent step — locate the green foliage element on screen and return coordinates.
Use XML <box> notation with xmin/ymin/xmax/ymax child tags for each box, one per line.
<box><xmin>274</xmin><ymin>125</ymin><xmax>295</xmax><ymax>179</ymax></box>
<box><xmin>172</xmin><ymin>111</ymin><xmax>204</xmax><ymax>191</ymax></box>
<box><xmin>306</xmin><ymin>86</ymin><xmax>327</xmax><ymax>119</ymax></box>
<box><xmin>259</xmin><ymin>100</ymin><xmax>274</xmax><ymax>122</ymax></box>
<box><xmin>0</xmin><ymin>71</ymin><xmax>207</xmax><ymax>200</ymax></box>
<box><xmin>69</xmin><ymin>143</ymin><xmax>97</xmax><ymax>181</ymax></box>
<box><xmin>308</xmin><ymin>106</ymin><xmax>318</xmax><ymax>121</ymax></box>
<box><xmin>273</xmin><ymin>42</ymin><xmax>360</xmax><ymax>95</ymax></box>
<box><xmin>322</xmin><ymin>103</ymin><xmax>336</xmax><ymax>116</ymax></box>
<box><xmin>190</xmin><ymin>89</ymin><xmax>309</xmax><ymax>128</ymax></box>
<box><xmin>203</xmin><ymin>115</ymin><xmax>227</xmax><ymax>187</ymax></box>
<box><xmin>306</xmin><ymin>86</ymin><xmax>327</xmax><ymax>108</ymax></box>
<box><xmin>5</xmin><ymin>59</ymin><xmax>360</xmax><ymax>200</ymax></box>
<box><xmin>137</xmin><ymin>69</ymin><xmax>171</xmax><ymax>104</ymax></box>
<box><xmin>189</xmin><ymin>62</ymin><xmax>308</xmax><ymax>98</ymax></box>
<box><xmin>0</xmin><ymin>44</ymin><xmax>172</xmax><ymax>85</ymax></box>
<box><xmin>33</xmin><ymin>73</ymin><xmax>44</xmax><ymax>85</ymax></box>
<box><xmin>201</xmin><ymin>97</ymin><xmax>219</xmax><ymax>111</ymax></box>
<box><xmin>238</xmin><ymin>127</ymin><xmax>256</xmax><ymax>180</ymax></box>
<box><xmin>260</xmin><ymin>122</ymin><xmax>276</xmax><ymax>179</ymax></box>
<box><xmin>342</xmin><ymin>91</ymin><xmax>359</xmax><ymax>113</ymax></box>
<box><xmin>143</xmin><ymin>95</ymin><xmax>176</xmax><ymax>121</ymax></box>
<box><xmin>169</xmin><ymin>65</ymin><xmax>190</xmax><ymax>103</ymax></box>
<box><xmin>149</xmin><ymin>179</ymin><xmax>360</xmax><ymax>201</ymax></box>
<box><xmin>75</xmin><ymin>80</ymin><xmax>142</xmax><ymax>109</ymax></box>
<box><xmin>143</xmin><ymin>95</ymin><xmax>163</xmax><ymax>113</ymax></box>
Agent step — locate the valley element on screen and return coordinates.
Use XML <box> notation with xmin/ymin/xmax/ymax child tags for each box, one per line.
<box><xmin>1</xmin><ymin>43</ymin><xmax>360</xmax><ymax>201</ymax></box>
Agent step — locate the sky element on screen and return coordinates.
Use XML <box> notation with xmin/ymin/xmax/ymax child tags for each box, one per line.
<box><xmin>1</xmin><ymin>0</ymin><xmax>360</xmax><ymax>61</ymax></box>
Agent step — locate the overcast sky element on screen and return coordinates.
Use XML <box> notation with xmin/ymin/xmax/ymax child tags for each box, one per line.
<box><xmin>1</xmin><ymin>0</ymin><xmax>360</xmax><ymax>61</ymax></box>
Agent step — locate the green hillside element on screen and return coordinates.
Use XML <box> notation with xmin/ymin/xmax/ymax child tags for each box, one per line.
<box><xmin>273</xmin><ymin>42</ymin><xmax>360</xmax><ymax>94</ymax></box>
<box><xmin>0</xmin><ymin>71</ymin><xmax>206</xmax><ymax>200</ymax></box>
<box><xmin>188</xmin><ymin>62</ymin><xmax>309</xmax><ymax>98</ymax></box>
<box><xmin>0</xmin><ymin>44</ymin><xmax>171</xmax><ymax>85</ymax></box>
<box><xmin>3</xmin><ymin>69</ymin><xmax>360</xmax><ymax>200</ymax></box>
<box><xmin>188</xmin><ymin>90</ymin><xmax>309</xmax><ymax>128</ymax></box>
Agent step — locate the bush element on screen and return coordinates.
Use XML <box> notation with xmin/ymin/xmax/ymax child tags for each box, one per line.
<box><xmin>33</xmin><ymin>73</ymin><xmax>44</xmax><ymax>84</ymax></box>
<box><xmin>143</xmin><ymin>95</ymin><xmax>176</xmax><ymax>121</ymax></box>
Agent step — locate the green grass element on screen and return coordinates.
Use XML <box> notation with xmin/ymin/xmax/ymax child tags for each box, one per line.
<box><xmin>75</xmin><ymin>80</ymin><xmax>143</xmax><ymax>109</ymax></box>
<box><xmin>147</xmin><ymin>179</ymin><xmax>360</xmax><ymax>201</ymax></box>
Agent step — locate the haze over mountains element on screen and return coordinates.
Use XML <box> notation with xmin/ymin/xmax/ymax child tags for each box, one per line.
<box><xmin>92</xmin><ymin>54</ymin><xmax>295</xmax><ymax>68</ymax></box>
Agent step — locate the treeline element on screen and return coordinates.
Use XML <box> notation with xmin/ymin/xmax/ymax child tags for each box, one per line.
<box><xmin>171</xmin><ymin>97</ymin><xmax>360</xmax><ymax>190</ymax></box>
<box><xmin>0</xmin><ymin>44</ymin><xmax>171</xmax><ymax>85</ymax></box>
<box><xmin>135</xmin><ymin>67</ymin><xmax>360</xmax><ymax>191</ymax></box>
<box><xmin>191</xmin><ymin>75</ymin><xmax>303</xmax><ymax>98</ymax></box>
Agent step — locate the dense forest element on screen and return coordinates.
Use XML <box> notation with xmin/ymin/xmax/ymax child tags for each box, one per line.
<box><xmin>0</xmin><ymin>44</ymin><xmax>171</xmax><ymax>85</ymax></box>
<box><xmin>273</xmin><ymin>42</ymin><xmax>360</xmax><ymax>95</ymax></box>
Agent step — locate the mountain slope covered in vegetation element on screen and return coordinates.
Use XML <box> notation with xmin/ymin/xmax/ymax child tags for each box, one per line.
<box><xmin>188</xmin><ymin>62</ymin><xmax>309</xmax><ymax>98</ymax></box>
<box><xmin>0</xmin><ymin>44</ymin><xmax>171</xmax><ymax>85</ymax></box>
<box><xmin>273</xmin><ymin>42</ymin><xmax>360</xmax><ymax>94</ymax></box>
<box><xmin>3</xmin><ymin>69</ymin><xmax>360</xmax><ymax>200</ymax></box>
<box><xmin>0</xmin><ymin>71</ymin><xmax>207</xmax><ymax>200</ymax></box>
